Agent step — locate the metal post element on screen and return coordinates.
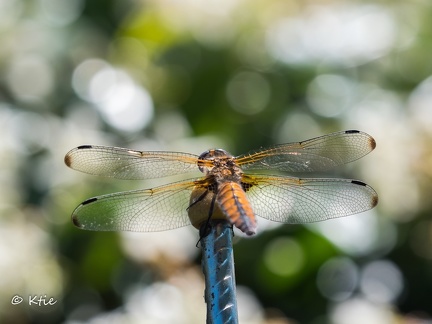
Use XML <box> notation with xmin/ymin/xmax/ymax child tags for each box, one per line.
<box><xmin>200</xmin><ymin>220</ymin><xmax>239</xmax><ymax>324</ymax></box>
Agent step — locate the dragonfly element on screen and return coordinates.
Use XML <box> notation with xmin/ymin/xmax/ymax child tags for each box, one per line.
<box><xmin>64</xmin><ymin>130</ymin><xmax>378</xmax><ymax>236</ymax></box>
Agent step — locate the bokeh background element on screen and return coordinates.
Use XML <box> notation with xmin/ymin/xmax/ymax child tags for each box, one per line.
<box><xmin>1</xmin><ymin>0</ymin><xmax>432</xmax><ymax>323</ymax></box>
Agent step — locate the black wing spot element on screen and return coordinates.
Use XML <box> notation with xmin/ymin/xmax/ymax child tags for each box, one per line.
<box><xmin>351</xmin><ymin>180</ymin><xmax>367</xmax><ymax>186</ymax></box>
<box><xmin>82</xmin><ymin>197</ymin><xmax>98</xmax><ymax>205</ymax></box>
<box><xmin>241</xmin><ymin>182</ymin><xmax>254</xmax><ymax>192</ymax></box>
<box><xmin>77</xmin><ymin>145</ymin><xmax>93</xmax><ymax>149</ymax></box>
<box><xmin>345</xmin><ymin>130</ymin><xmax>360</xmax><ymax>134</ymax></box>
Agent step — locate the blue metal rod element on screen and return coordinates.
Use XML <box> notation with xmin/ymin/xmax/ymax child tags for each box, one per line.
<box><xmin>200</xmin><ymin>220</ymin><xmax>239</xmax><ymax>324</ymax></box>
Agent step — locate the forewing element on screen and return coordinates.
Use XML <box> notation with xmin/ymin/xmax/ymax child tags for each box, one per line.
<box><xmin>71</xmin><ymin>180</ymin><xmax>197</xmax><ymax>232</ymax></box>
<box><xmin>243</xmin><ymin>175</ymin><xmax>378</xmax><ymax>224</ymax></box>
<box><xmin>237</xmin><ymin>130</ymin><xmax>376</xmax><ymax>172</ymax></box>
<box><xmin>65</xmin><ymin>145</ymin><xmax>200</xmax><ymax>180</ymax></box>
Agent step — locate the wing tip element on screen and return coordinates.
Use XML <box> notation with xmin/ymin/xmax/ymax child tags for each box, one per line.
<box><xmin>372</xmin><ymin>194</ymin><xmax>379</xmax><ymax>208</ymax></box>
<box><xmin>369</xmin><ymin>136</ymin><xmax>377</xmax><ymax>150</ymax></box>
<box><xmin>71</xmin><ymin>197</ymin><xmax>98</xmax><ymax>228</ymax></box>
<box><xmin>351</xmin><ymin>180</ymin><xmax>379</xmax><ymax>208</ymax></box>
<box><xmin>64</xmin><ymin>145</ymin><xmax>94</xmax><ymax>167</ymax></box>
<box><xmin>345</xmin><ymin>130</ymin><xmax>376</xmax><ymax>150</ymax></box>
<box><xmin>72</xmin><ymin>214</ymin><xmax>82</xmax><ymax>228</ymax></box>
<box><xmin>64</xmin><ymin>154</ymin><xmax>72</xmax><ymax>167</ymax></box>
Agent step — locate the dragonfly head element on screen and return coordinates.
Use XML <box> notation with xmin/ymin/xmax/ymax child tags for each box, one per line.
<box><xmin>197</xmin><ymin>149</ymin><xmax>233</xmax><ymax>174</ymax></box>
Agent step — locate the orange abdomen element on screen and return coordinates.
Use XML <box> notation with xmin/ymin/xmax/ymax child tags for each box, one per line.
<box><xmin>216</xmin><ymin>182</ymin><xmax>256</xmax><ymax>235</ymax></box>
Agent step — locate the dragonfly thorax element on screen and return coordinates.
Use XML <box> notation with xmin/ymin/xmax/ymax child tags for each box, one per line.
<box><xmin>197</xmin><ymin>149</ymin><xmax>242</xmax><ymax>180</ymax></box>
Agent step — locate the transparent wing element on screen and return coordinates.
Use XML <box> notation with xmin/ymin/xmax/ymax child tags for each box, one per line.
<box><xmin>71</xmin><ymin>180</ymin><xmax>197</xmax><ymax>232</ymax></box>
<box><xmin>236</xmin><ymin>130</ymin><xmax>376</xmax><ymax>172</ymax></box>
<box><xmin>65</xmin><ymin>145</ymin><xmax>200</xmax><ymax>180</ymax></box>
<box><xmin>243</xmin><ymin>175</ymin><xmax>378</xmax><ymax>223</ymax></box>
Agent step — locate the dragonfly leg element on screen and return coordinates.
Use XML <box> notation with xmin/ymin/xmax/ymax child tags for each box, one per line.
<box><xmin>187</xmin><ymin>188</ymin><xmax>210</xmax><ymax>210</ymax></box>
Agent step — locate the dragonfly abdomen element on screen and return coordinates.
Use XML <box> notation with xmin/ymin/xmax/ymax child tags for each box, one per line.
<box><xmin>217</xmin><ymin>181</ymin><xmax>256</xmax><ymax>236</ymax></box>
